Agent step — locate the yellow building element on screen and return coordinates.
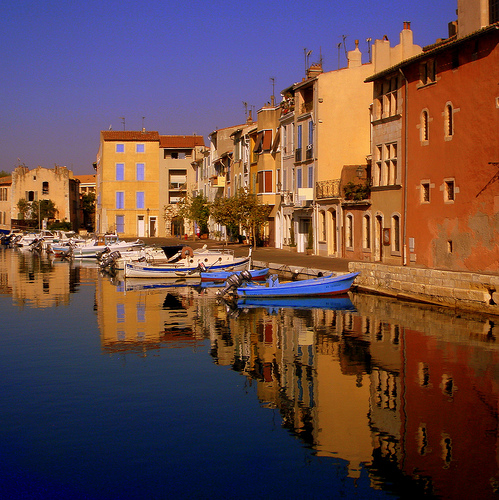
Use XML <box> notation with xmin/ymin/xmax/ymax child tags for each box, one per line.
<box><xmin>250</xmin><ymin>103</ymin><xmax>281</xmax><ymax>245</ymax></box>
<box><xmin>96</xmin><ymin>130</ymin><xmax>161</xmax><ymax>237</ymax></box>
<box><xmin>96</xmin><ymin>131</ymin><xmax>205</xmax><ymax>238</ymax></box>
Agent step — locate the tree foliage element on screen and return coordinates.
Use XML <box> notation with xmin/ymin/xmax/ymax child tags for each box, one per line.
<box><xmin>177</xmin><ymin>193</ymin><xmax>210</xmax><ymax>234</ymax></box>
<box><xmin>0</xmin><ymin>170</ymin><xmax>10</xmax><ymax>178</ymax></box>
<box><xmin>31</xmin><ymin>199</ymin><xmax>57</xmax><ymax>223</ymax></box>
<box><xmin>210</xmin><ymin>189</ymin><xmax>272</xmax><ymax>247</ymax></box>
<box><xmin>17</xmin><ymin>198</ymin><xmax>57</xmax><ymax>224</ymax></box>
<box><xmin>81</xmin><ymin>192</ymin><xmax>96</xmax><ymax>230</ymax></box>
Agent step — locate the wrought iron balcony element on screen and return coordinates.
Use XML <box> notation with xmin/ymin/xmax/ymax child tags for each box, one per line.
<box><xmin>316</xmin><ymin>179</ymin><xmax>341</xmax><ymax>199</ymax></box>
<box><xmin>295</xmin><ymin>148</ymin><xmax>302</xmax><ymax>162</ymax></box>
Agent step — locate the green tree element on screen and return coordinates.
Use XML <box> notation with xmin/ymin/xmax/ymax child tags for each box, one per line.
<box><xmin>17</xmin><ymin>198</ymin><xmax>30</xmax><ymax>220</ymax></box>
<box><xmin>81</xmin><ymin>192</ymin><xmax>96</xmax><ymax>230</ymax></box>
<box><xmin>177</xmin><ymin>193</ymin><xmax>210</xmax><ymax>235</ymax></box>
<box><xmin>210</xmin><ymin>190</ymin><xmax>271</xmax><ymax>247</ymax></box>
<box><xmin>31</xmin><ymin>199</ymin><xmax>57</xmax><ymax>226</ymax></box>
<box><xmin>210</xmin><ymin>196</ymin><xmax>236</xmax><ymax>243</ymax></box>
<box><xmin>0</xmin><ymin>170</ymin><xmax>10</xmax><ymax>178</ymax></box>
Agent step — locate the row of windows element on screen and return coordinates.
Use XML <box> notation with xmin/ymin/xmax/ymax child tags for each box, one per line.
<box><xmin>344</xmin><ymin>212</ymin><xmax>401</xmax><ymax>254</ymax></box>
<box><xmin>281</xmin><ymin>120</ymin><xmax>314</xmax><ymax>158</ymax></box>
<box><xmin>420</xmin><ymin>179</ymin><xmax>456</xmax><ymax>203</ymax></box>
<box><xmin>116</xmin><ymin>191</ymin><xmax>145</xmax><ymax>209</ymax></box>
<box><xmin>316</xmin><ymin>210</ymin><xmax>401</xmax><ymax>255</ymax></box>
<box><xmin>115</xmin><ymin>163</ymin><xmax>145</xmax><ymax>181</ymax></box>
<box><xmin>116</xmin><ymin>143</ymin><xmax>145</xmax><ymax>153</ymax></box>
<box><xmin>420</xmin><ymin>103</ymin><xmax>455</xmax><ymax>143</ymax></box>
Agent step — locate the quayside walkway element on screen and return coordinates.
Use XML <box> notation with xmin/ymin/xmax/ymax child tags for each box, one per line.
<box><xmin>135</xmin><ymin>237</ymin><xmax>499</xmax><ymax>317</ymax></box>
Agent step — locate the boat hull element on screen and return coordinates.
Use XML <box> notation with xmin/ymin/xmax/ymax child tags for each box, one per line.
<box><xmin>124</xmin><ymin>256</ymin><xmax>251</xmax><ymax>279</ymax></box>
<box><xmin>235</xmin><ymin>272</ymin><xmax>359</xmax><ymax>298</ymax></box>
<box><xmin>200</xmin><ymin>268</ymin><xmax>268</xmax><ymax>283</ymax></box>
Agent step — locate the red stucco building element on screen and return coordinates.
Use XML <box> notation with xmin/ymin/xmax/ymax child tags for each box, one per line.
<box><xmin>366</xmin><ymin>1</ymin><xmax>499</xmax><ymax>272</ymax></box>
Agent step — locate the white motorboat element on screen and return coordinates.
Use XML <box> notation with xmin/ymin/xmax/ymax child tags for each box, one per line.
<box><xmin>52</xmin><ymin>234</ymin><xmax>143</xmax><ymax>258</ymax></box>
<box><xmin>123</xmin><ymin>246</ymin><xmax>252</xmax><ymax>279</ymax></box>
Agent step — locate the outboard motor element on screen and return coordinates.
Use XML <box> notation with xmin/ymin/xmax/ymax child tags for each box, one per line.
<box><xmin>30</xmin><ymin>238</ymin><xmax>44</xmax><ymax>253</ymax></box>
<box><xmin>96</xmin><ymin>247</ymin><xmax>111</xmax><ymax>260</ymax></box>
<box><xmin>217</xmin><ymin>270</ymin><xmax>253</xmax><ymax>297</ymax></box>
<box><xmin>99</xmin><ymin>251</ymin><xmax>121</xmax><ymax>269</ymax></box>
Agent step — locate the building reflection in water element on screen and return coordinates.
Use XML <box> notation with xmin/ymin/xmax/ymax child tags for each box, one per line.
<box><xmin>7</xmin><ymin>244</ymin><xmax>499</xmax><ymax>498</ymax></box>
<box><xmin>95</xmin><ymin>274</ymin><xmax>499</xmax><ymax>496</ymax></box>
<box><xmin>0</xmin><ymin>247</ymin><xmax>88</xmax><ymax>308</ymax></box>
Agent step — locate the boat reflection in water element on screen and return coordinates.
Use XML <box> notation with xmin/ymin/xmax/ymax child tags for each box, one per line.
<box><xmin>3</xmin><ymin>247</ymin><xmax>499</xmax><ymax>498</ymax></box>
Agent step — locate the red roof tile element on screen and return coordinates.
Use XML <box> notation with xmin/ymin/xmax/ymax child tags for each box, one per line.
<box><xmin>101</xmin><ymin>131</ymin><xmax>160</xmax><ymax>141</ymax></box>
<box><xmin>159</xmin><ymin>135</ymin><xmax>205</xmax><ymax>148</ymax></box>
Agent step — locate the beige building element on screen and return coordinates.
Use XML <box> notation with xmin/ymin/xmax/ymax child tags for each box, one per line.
<box><xmin>0</xmin><ymin>176</ymin><xmax>11</xmax><ymax>233</ymax></box>
<box><xmin>277</xmin><ymin>26</ymin><xmax>422</xmax><ymax>256</ymax></box>
<box><xmin>75</xmin><ymin>174</ymin><xmax>96</xmax><ymax>195</ymax></box>
<box><xmin>159</xmin><ymin>135</ymin><xmax>205</xmax><ymax>237</ymax></box>
<box><xmin>11</xmin><ymin>165</ymin><xmax>80</xmax><ymax>231</ymax></box>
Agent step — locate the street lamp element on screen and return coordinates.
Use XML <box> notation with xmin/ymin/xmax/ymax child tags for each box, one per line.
<box><xmin>147</xmin><ymin>208</ymin><xmax>150</xmax><ymax>238</ymax></box>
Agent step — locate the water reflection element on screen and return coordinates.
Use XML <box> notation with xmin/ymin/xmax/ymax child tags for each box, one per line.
<box><xmin>100</xmin><ymin>275</ymin><xmax>499</xmax><ymax>496</ymax></box>
<box><xmin>3</xmin><ymin>246</ymin><xmax>499</xmax><ymax>498</ymax></box>
<box><xmin>0</xmin><ymin>246</ymin><xmax>87</xmax><ymax>308</ymax></box>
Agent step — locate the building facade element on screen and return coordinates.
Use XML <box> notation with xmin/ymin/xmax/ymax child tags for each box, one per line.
<box><xmin>0</xmin><ymin>176</ymin><xmax>11</xmax><ymax>233</ymax></box>
<box><xmin>366</xmin><ymin>1</ymin><xmax>499</xmax><ymax>272</ymax></box>
<box><xmin>11</xmin><ymin>165</ymin><xmax>80</xmax><ymax>231</ymax></box>
<box><xmin>159</xmin><ymin>135</ymin><xmax>205</xmax><ymax>237</ymax></box>
<box><xmin>96</xmin><ymin>131</ymin><xmax>161</xmax><ymax>237</ymax></box>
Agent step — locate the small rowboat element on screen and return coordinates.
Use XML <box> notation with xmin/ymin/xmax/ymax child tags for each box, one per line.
<box><xmin>230</xmin><ymin>272</ymin><xmax>360</xmax><ymax>298</ymax></box>
<box><xmin>200</xmin><ymin>267</ymin><xmax>268</xmax><ymax>283</ymax></box>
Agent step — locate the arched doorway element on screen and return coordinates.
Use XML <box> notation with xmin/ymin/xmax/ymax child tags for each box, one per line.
<box><xmin>375</xmin><ymin>214</ymin><xmax>383</xmax><ymax>262</ymax></box>
<box><xmin>327</xmin><ymin>208</ymin><xmax>337</xmax><ymax>257</ymax></box>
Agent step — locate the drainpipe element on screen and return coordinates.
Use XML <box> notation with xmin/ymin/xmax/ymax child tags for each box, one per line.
<box><xmin>399</xmin><ymin>68</ymin><xmax>408</xmax><ymax>266</ymax></box>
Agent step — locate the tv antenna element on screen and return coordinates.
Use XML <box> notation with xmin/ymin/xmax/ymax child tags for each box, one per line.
<box><xmin>304</xmin><ymin>48</ymin><xmax>312</xmax><ymax>76</ymax></box>
<box><xmin>120</xmin><ymin>117</ymin><xmax>125</xmax><ymax>130</ymax></box>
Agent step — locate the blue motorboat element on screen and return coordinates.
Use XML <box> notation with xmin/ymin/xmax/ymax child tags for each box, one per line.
<box><xmin>230</xmin><ymin>272</ymin><xmax>360</xmax><ymax>298</ymax></box>
<box><xmin>201</xmin><ymin>267</ymin><xmax>269</xmax><ymax>284</ymax></box>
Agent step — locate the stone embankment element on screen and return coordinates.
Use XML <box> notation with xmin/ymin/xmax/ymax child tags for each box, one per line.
<box><xmin>349</xmin><ymin>261</ymin><xmax>499</xmax><ymax>316</ymax></box>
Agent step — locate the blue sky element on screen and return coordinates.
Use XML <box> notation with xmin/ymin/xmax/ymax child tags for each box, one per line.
<box><xmin>1</xmin><ymin>0</ymin><xmax>457</xmax><ymax>175</ymax></box>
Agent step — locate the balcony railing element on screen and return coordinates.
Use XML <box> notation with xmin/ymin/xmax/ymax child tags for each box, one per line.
<box><xmin>316</xmin><ymin>179</ymin><xmax>341</xmax><ymax>199</ymax></box>
<box><xmin>295</xmin><ymin>148</ymin><xmax>302</xmax><ymax>162</ymax></box>
<box><xmin>306</xmin><ymin>145</ymin><xmax>313</xmax><ymax>160</ymax></box>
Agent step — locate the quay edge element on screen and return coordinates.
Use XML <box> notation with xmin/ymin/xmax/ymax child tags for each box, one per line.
<box><xmin>348</xmin><ymin>261</ymin><xmax>499</xmax><ymax>317</ymax></box>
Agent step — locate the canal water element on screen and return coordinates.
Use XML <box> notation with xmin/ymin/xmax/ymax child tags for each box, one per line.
<box><xmin>1</xmin><ymin>247</ymin><xmax>499</xmax><ymax>499</ymax></box>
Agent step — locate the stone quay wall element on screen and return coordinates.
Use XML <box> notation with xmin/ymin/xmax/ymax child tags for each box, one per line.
<box><xmin>349</xmin><ymin>262</ymin><xmax>499</xmax><ymax>316</ymax></box>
